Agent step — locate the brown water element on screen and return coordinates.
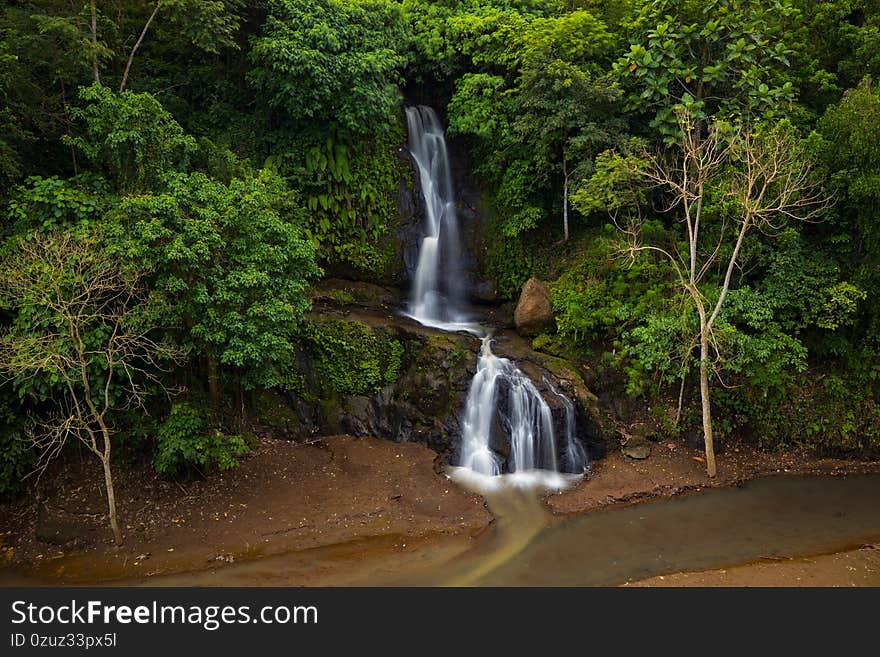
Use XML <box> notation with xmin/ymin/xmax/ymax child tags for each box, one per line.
<box><xmin>129</xmin><ymin>473</ymin><xmax>880</xmax><ymax>587</ymax></box>
<box><xmin>474</xmin><ymin>473</ymin><xmax>880</xmax><ymax>586</ymax></box>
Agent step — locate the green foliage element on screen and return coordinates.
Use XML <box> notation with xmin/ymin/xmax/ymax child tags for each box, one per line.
<box><xmin>248</xmin><ymin>0</ymin><xmax>406</xmax><ymax>137</ymax></box>
<box><xmin>65</xmin><ymin>84</ymin><xmax>196</xmax><ymax>193</ymax></box>
<box><xmin>445</xmin><ymin>5</ymin><xmax>623</xmax><ymax>241</ymax></box>
<box><xmin>484</xmin><ymin>230</ymin><xmax>534</xmax><ymax>299</ymax></box>
<box><xmin>614</xmin><ymin>0</ymin><xmax>799</xmax><ymax>140</ymax></box>
<box><xmin>6</xmin><ymin>175</ymin><xmax>108</xmax><ymax>234</ymax></box>
<box><xmin>715</xmin><ymin>354</ymin><xmax>880</xmax><ymax>454</ymax></box>
<box><xmin>572</xmin><ymin>146</ymin><xmax>647</xmax><ymax>216</ymax></box>
<box><xmin>2</xmin><ymin>0</ymin><xmax>880</xmax><ymax>466</ymax></box>
<box><xmin>0</xmin><ymin>395</ymin><xmax>34</xmax><ymax>499</ymax></box>
<box><xmin>0</xmin><ymin>3</ymin><xmax>96</xmax><ymax>182</ymax></box>
<box><xmin>816</xmin><ymin>78</ymin><xmax>880</xmax><ymax>337</ymax></box>
<box><xmin>272</xmin><ymin>123</ymin><xmax>407</xmax><ymax>274</ymax></box>
<box><xmin>300</xmin><ymin>319</ymin><xmax>403</xmax><ymax>395</ymax></box>
<box><xmin>154</xmin><ymin>402</ymin><xmax>249</xmax><ymax>479</ymax></box>
<box><xmin>109</xmin><ymin>170</ymin><xmax>321</xmax><ymax>390</ymax></box>
<box><xmin>552</xmin><ymin>229</ymin><xmax>676</xmax><ymax>345</ymax></box>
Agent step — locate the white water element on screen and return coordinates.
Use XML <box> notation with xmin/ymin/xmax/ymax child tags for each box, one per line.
<box><xmin>546</xmin><ymin>378</ymin><xmax>589</xmax><ymax>473</ymax></box>
<box><xmin>404</xmin><ymin>106</ymin><xmax>467</xmax><ymax>326</ymax></box>
<box><xmin>405</xmin><ymin>105</ymin><xmax>586</xmax><ymax>490</ymax></box>
<box><xmin>459</xmin><ymin>337</ymin><xmax>559</xmax><ymax>476</ymax></box>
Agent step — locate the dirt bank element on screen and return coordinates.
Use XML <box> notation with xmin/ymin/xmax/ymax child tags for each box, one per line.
<box><xmin>626</xmin><ymin>544</ymin><xmax>880</xmax><ymax>587</ymax></box>
<box><xmin>546</xmin><ymin>439</ymin><xmax>880</xmax><ymax>515</ymax></box>
<box><xmin>0</xmin><ymin>435</ymin><xmax>492</xmax><ymax>584</ymax></box>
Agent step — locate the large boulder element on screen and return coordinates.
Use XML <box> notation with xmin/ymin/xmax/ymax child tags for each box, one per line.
<box><xmin>514</xmin><ymin>278</ymin><xmax>555</xmax><ymax>336</ymax></box>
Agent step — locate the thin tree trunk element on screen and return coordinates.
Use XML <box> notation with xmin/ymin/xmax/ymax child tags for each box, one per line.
<box><xmin>235</xmin><ymin>378</ymin><xmax>246</xmax><ymax>432</ymax></box>
<box><xmin>94</xmin><ymin>416</ymin><xmax>122</xmax><ymax>544</ymax></box>
<box><xmin>90</xmin><ymin>0</ymin><xmax>100</xmax><ymax>84</ymax></box>
<box><xmin>562</xmin><ymin>156</ymin><xmax>569</xmax><ymax>242</ymax></box>
<box><xmin>100</xmin><ymin>448</ymin><xmax>122</xmax><ymax>544</ymax></box>
<box><xmin>206</xmin><ymin>353</ymin><xmax>220</xmax><ymax>414</ymax></box>
<box><xmin>698</xmin><ymin>323</ymin><xmax>717</xmax><ymax>478</ymax></box>
<box><xmin>60</xmin><ymin>80</ymin><xmax>78</xmax><ymax>175</ymax></box>
<box><xmin>675</xmin><ymin>373</ymin><xmax>686</xmax><ymax>427</ymax></box>
<box><xmin>563</xmin><ymin>176</ymin><xmax>569</xmax><ymax>242</ymax></box>
<box><xmin>119</xmin><ymin>0</ymin><xmax>162</xmax><ymax>93</ymax></box>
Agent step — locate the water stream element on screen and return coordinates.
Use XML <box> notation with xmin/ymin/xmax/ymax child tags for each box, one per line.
<box><xmin>89</xmin><ymin>473</ymin><xmax>880</xmax><ymax>586</ymax></box>
<box><xmin>391</xmin><ymin>107</ymin><xmax>880</xmax><ymax>588</ymax></box>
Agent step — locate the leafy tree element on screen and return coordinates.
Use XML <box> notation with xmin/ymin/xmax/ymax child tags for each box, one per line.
<box><xmin>154</xmin><ymin>402</ymin><xmax>249</xmax><ymax>479</ymax></box>
<box><xmin>816</xmin><ymin>78</ymin><xmax>880</xmax><ymax>338</ymax></box>
<box><xmin>118</xmin><ymin>0</ymin><xmax>242</xmax><ymax>92</ymax></box>
<box><xmin>248</xmin><ymin>0</ymin><xmax>406</xmax><ymax>137</ymax></box>
<box><xmin>110</xmin><ymin>171</ymin><xmax>321</xmax><ymax>408</ymax></box>
<box><xmin>513</xmin><ymin>62</ymin><xmax>623</xmax><ymax>241</ymax></box>
<box><xmin>447</xmin><ymin>5</ymin><xmax>622</xmax><ymax>240</ymax></box>
<box><xmin>578</xmin><ymin>116</ymin><xmax>831</xmax><ymax>476</ymax></box>
<box><xmin>0</xmin><ymin>393</ymin><xmax>34</xmax><ymax>499</ymax></box>
<box><xmin>6</xmin><ymin>174</ymin><xmax>109</xmax><ymax>234</ymax></box>
<box><xmin>65</xmin><ymin>83</ymin><xmax>196</xmax><ymax>193</ymax></box>
<box><xmin>614</xmin><ymin>0</ymin><xmax>799</xmax><ymax>140</ymax></box>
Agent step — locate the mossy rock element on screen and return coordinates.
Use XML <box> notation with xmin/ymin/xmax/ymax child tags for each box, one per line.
<box><xmin>253</xmin><ymin>390</ymin><xmax>303</xmax><ymax>436</ymax></box>
<box><xmin>309</xmin><ymin>278</ymin><xmax>400</xmax><ymax>307</ymax></box>
<box><xmin>299</xmin><ymin>316</ymin><xmax>404</xmax><ymax>396</ymax></box>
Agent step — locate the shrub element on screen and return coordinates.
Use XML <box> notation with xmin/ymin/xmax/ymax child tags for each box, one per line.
<box><xmin>0</xmin><ymin>400</ymin><xmax>34</xmax><ymax>499</ymax></box>
<box><xmin>154</xmin><ymin>403</ymin><xmax>250</xmax><ymax>479</ymax></box>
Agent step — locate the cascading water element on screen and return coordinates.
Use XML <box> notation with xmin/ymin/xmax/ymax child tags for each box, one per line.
<box><xmin>405</xmin><ymin>105</ymin><xmax>586</xmax><ymax>487</ymax></box>
<box><xmin>546</xmin><ymin>378</ymin><xmax>589</xmax><ymax>473</ymax></box>
<box><xmin>459</xmin><ymin>337</ymin><xmax>559</xmax><ymax>476</ymax></box>
<box><xmin>404</xmin><ymin>106</ymin><xmax>466</xmax><ymax>326</ymax></box>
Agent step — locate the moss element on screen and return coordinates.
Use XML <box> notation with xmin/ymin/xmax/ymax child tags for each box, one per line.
<box><xmin>299</xmin><ymin>317</ymin><xmax>404</xmax><ymax>396</ymax></box>
<box><xmin>532</xmin><ymin>333</ymin><xmax>567</xmax><ymax>357</ymax></box>
<box><xmin>323</xmin><ymin>289</ymin><xmax>357</xmax><ymax>305</ymax></box>
<box><xmin>253</xmin><ymin>390</ymin><xmax>301</xmax><ymax>430</ymax></box>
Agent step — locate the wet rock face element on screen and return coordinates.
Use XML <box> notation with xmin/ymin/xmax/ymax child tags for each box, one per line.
<box><xmin>253</xmin><ymin>306</ymin><xmax>611</xmax><ymax>465</ymax></box>
<box><xmin>395</xmin><ymin>149</ymin><xmax>425</xmax><ymax>285</ymax></box>
<box><xmin>514</xmin><ymin>278</ymin><xmax>556</xmax><ymax>336</ymax></box>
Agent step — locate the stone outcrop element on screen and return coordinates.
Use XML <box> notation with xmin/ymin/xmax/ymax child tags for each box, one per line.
<box><xmin>514</xmin><ymin>278</ymin><xmax>555</xmax><ymax>336</ymax></box>
<box><xmin>252</xmin><ymin>300</ymin><xmax>610</xmax><ymax>465</ymax></box>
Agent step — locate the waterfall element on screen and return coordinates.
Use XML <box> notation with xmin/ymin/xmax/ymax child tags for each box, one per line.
<box><xmin>405</xmin><ymin>106</ymin><xmax>466</xmax><ymax>326</ymax></box>
<box><xmin>459</xmin><ymin>337</ymin><xmax>558</xmax><ymax>476</ymax></box>
<box><xmin>405</xmin><ymin>105</ymin><xmax>586</xmax><ymax>487</ymax></box>
<box><xmin>546</xmin><ymin>378</ymin><xmax>590</xmax><ymax>473</ymax></box>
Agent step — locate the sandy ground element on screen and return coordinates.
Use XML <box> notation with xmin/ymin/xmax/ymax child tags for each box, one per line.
<box><xmin>0</xmin><ymin>435</ymin><xmax>491</xmax><ymax>584</ymax></box>
<box><xmin>627</xmin><ymin>545</ymin><xmax>880</xmax><ymax>587</ymax></box>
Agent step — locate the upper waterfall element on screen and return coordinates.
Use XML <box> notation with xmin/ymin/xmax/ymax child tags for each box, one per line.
<box><xmin>404</xmin><ymin>106</ymin><xmax>467</xmax><ymax>326</ymax></box>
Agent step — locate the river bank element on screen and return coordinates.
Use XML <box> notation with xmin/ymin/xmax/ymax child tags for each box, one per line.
<box><xmin>2</xmin><ymin>432</ymin><xmax>878</xmax><ymax>586</ymax></box>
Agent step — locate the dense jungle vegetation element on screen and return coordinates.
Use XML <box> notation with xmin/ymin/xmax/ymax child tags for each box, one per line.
<box><xmin>1</xmin><ymin>0</ymin><xmax>879</xmax><ymax>536</ymax></box>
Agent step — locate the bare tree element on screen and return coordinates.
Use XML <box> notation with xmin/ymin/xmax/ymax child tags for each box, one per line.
<box><xmin>0</xmin><ymin>232</ymin><xmax>183</xmax><ymax>544</ymax></box>
<box><xmin>608</xmin><ymin>114</ymin><xmax>830</xmax><ymax>477</ymax></box>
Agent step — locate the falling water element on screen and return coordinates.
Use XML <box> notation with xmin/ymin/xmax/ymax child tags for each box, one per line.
<box><xmin>405</xmin><ymin>106</ymin><xmax>466</xmax><ymax>325</ymax></box>
<box><xmin>458</xmin><ymin>337</ymin><xmax>559</xmax><ymax>476</ymax></box>
<box><xmin>405</xmin><ymin>105</ymin><xmax>585</xmax><ymax>487</ymax></box>
<box><xmin>546</xmin><ymin>378</ymin><xmax>589</xmax><ymax>473</ymax></box>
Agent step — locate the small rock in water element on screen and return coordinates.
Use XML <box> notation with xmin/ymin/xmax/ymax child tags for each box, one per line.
<box><xmin>621</xmin><ymin>436</ymin><xmax>652</xmax><ymax>460</ymax></box>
